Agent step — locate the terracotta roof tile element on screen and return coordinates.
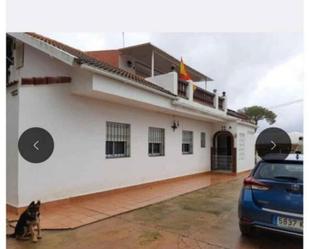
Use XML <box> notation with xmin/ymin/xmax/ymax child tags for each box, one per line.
<box><xmin>25</xmin><ymin>33</ymin><xmax>176</xmax><ymax>97</ymax></box>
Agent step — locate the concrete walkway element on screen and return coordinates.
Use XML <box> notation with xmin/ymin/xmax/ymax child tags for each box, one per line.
<box><xmin>7</xmin><ymin>171</ymin><xmax>248</xmax><ymax>230</ymax></box>
<box><xmin>8</xmin><ymin>173</ymin><xmax>302</xmax><ymax>249</ymax></box>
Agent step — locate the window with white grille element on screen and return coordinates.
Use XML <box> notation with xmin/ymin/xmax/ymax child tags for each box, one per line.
<box><xmin>182</xmin><ymin>131</ymin><xmax>193</xmax><ymax>154</ymax></box>
<box><xmin>106</xmin><ymin>122</ymin><xmax>130</xmax><ymax>158</ymax></box>
<box><xmin>148</xmin><ymin>127</ymin><xmax>165</xmax><ymax>156</ymax></box>
<box><xmin>201</xmin><ymin>132</ymin><xmax>206</xmax><ymax>148</ymax></box>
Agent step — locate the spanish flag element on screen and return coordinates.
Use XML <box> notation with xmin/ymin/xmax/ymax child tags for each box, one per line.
<box><xmin>179</xmin><ymin>57</ymin><xmax>191</xmax><ymax>81</ymax></box>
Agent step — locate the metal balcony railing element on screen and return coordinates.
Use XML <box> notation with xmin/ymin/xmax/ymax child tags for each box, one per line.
<box><xmin>177</xmin><ymin>80</ymin><xmax>188</xmax><ymax>98</ymax></box>
<box><xmin>193</xmin><ymin>86</ymin><xmax>215</xmax><ymax>107</ymax></box>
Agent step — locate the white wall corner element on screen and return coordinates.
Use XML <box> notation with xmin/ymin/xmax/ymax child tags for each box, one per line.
<box><xmin>187</xmin><ymin>81</ymin><xmax>194</xmax><ymax>101</ymax></box>
<box><xmin>172</xmin><ymin>72</ymin><xmax>178</xmax><ymax>95</ymax></box>
<box><xmin>214</xmin><ymin>92</ymin><xmax>219</xmax><ymax>109</ymax></box>
<box><xmin>222</xmin><ymin>95</ymin><xmax>228</xmax><ymax>113</ymax></box>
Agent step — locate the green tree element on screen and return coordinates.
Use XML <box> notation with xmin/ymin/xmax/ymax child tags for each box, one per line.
<box><xmin>238</xmin><ymin>106</ymin><xmax>277</xmax><ymax>125</ymax></box>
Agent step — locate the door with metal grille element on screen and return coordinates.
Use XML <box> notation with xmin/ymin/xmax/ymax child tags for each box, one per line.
<box><xmin>211</xmin><ymin>131</ymin><xmax>234</xmax><ymax>171</ymax></box>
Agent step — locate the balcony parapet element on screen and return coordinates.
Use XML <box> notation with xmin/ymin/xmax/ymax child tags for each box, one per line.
<box><xmin>193</xmin><ymin>86</ymin><xmax>215</xmax><ymax>107</ymax></box>
<box><xmin>146</xmin><ymin>72</ymin><xmax>178</xmax><ymax>95</ymax></box>
<box><xmin>176</xmin><ymin>80</ymin><xmax>227</xmax><ymax>112</ymax></box>
<box><xmin>147</xmin><ymin>72</ymin><xmax>227</xmax><ymax>112</ymax></box>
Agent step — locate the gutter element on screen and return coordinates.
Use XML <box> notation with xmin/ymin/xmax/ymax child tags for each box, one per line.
<box><xmin>80</xmin><ymin>64</ymin><xmax>177</xmax><ymax>100</ymax></box>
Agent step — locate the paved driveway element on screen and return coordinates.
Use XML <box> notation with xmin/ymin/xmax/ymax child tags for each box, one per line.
<box><xmin>7</xmin><ymin>172</ymin><xmax>240</xmax><ymax>230</ymax></box>
<box><xmin>7</xmin><ymin>177</ymin><xmax>302</xmax><ymax>249</ymax></box>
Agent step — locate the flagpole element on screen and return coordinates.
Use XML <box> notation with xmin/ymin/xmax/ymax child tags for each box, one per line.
<box><xmin>122</xmin><ymin>32</ymin><xmax>125</xmax><ymax>48</ymax></box>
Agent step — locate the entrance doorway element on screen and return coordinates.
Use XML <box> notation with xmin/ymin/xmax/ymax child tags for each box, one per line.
<box><xmin>211</xmin><ymin>131</ymin><xmax>236</xmax><ymax>172</ymax></box>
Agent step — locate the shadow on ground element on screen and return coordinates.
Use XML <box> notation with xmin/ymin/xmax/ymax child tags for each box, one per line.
<box><xmin>7</xmin><ymin>177</ymin><xmax>303</xmax><ymax>249</ymax></box>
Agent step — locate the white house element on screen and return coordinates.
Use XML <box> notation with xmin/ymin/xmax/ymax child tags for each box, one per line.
<box><xmin>289</xmin><ymin>132</ymin><xmax>303</xmax><ymax>153</ymax></box>
<box><xmin>6</xmin><ymin>33</ymin><xmax>256</xmax><ymax>210</ymax></box>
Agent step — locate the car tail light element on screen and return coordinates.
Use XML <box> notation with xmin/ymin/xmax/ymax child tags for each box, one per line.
<box><xmin>240</xmin><ymin>216</ymin><xmax>252</xmax><ymax>224</ymax></box>
<box><xmin>243</xmin><ymin>176</ymin><xmax>270</xmax><ymax>191</ymax></box>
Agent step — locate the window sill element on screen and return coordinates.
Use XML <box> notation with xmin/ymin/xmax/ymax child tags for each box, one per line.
<box><xmin>182</xmin><ymin>152</ymin><xmax>193</xmax><ymax>155</ymax></box>
<box><xmin>148</xmin><ymin>154</ymin><xmax>165</xmax><ymax>157</ymax></box>
<box><xmin>106</xmin><ymin>155</ymin><xmax>130</xmax><ymax>159</ymax></box>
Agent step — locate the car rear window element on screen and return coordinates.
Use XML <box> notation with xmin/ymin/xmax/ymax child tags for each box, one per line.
<box><xmin>254</xmin><ymin>162</ymin><xmax>303</xmax><ymax>182</ymax></box>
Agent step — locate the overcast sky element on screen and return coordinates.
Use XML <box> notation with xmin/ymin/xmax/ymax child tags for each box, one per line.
<box><xmin>42</xmin><ymin>32</ymin><xmax>304</xmax><ymax>133</ymax></box>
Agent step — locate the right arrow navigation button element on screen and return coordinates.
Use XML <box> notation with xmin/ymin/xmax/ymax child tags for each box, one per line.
<box><xmin>270</xmin><ymin>140</ymin><xmax>276</xmax><ymax>151</ymax></box>
<box><xmin>256</xmin><ymin>127</ymin><xmax>291</xmax><ymax>161</ymax></box>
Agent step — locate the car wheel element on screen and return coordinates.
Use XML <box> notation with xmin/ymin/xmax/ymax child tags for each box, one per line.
<box><xmin>239</xmin><ymin>224</ymin><xmax>252</xmax><ymax>236</ymax></box>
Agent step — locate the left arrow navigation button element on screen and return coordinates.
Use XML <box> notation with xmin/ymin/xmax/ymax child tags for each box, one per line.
<box><xmin>33</xmin><ymin>140</ymin><xmax>40</xmax><ymax>151</ymax></box>
<box><xmin>18</xmin><ymin>127</ymin><xmax>54</xmax><ymax>163</ymax></box>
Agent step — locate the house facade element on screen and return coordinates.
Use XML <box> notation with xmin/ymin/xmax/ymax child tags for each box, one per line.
<box><xmin>7</xmin><ymin>33</ymin><xmax>256</xmax><ymax>209</ymax></box>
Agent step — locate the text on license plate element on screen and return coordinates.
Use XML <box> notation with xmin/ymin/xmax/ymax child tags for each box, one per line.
<box><xmin>276</xmin><ymin>216</ymin><xmax>303</xmax><ymax>231</ymax></box>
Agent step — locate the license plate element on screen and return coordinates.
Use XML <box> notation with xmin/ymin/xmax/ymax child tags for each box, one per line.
<box><xmin>276</xmin><ymin>216</ymin><xmax>303</xmax><ymax>231</ymax></box>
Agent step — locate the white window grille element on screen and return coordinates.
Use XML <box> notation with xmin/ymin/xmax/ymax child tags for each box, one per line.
<box><xmin>106</xmin><ymin>122</ymin><xmax>130</xmax><ymax>158</ymax></box>
<box><xmin>201</xmin><ymin>132</ymin><xmax>206</xmax><ymax>148</ymax></box>
<box><xmin>148</xmin><ymin>127</ymin><xmax>165</xmax><ymax>156</ymax></box>
<box><xmin>182</xmin><ymin>130</ymin><xmax>193</xmax><ymax>154</ymax></box>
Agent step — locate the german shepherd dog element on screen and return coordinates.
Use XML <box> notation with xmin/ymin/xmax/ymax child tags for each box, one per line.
<box><xmin>7</xmin><ymin>201</ymin><xmax>42</xmax><ymax>242</ymax></box>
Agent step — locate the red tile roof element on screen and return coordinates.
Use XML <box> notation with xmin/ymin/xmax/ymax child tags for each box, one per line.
<box><xmin>85</xmin><ymin>50</ymin><xmax>120</xmax><ymax>68</ymax></box>
<box><xmin>25</xmin><ymin>33</ymin><xmax>176</xmax><ymax>97</ymax></box>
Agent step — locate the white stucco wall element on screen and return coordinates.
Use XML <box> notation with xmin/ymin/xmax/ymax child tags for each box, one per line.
<box><xmin>6</xmin><ymin>40</ymin><xmax>23</xmax><ymax>207</ymax></box>
<box><xmin>236</xmin><ymin>123</ymin><xmax>256</xmax><ymax>172</ymax></box>
<box><xmin>146</xmin><ymin>72</ymin><xmax>178</xmax><ymax>95</ymax></box>
<box><xmin>92</xmin><ymin>73</ymin><xmax>173</xmax><ymax>110</ymax></box>
<box><xmin>119</xmin><ymin>55</ymin><xmax>136</xmax><ymax>74</ymax></box>
<box><xmin>7</xmin><ymin>40</ymin><xmax>256</xmax><ymax>207</ymax></box>
<box><xmin>17</xmin><ymin>84</ymin><xmax>215</xmax><ymax>206</ymax></box>
<box><xmin>20</xmin><ymin>44</ymin><xmax>72</xmax><ymax>78</ymax></box>
<box><xmin>7</xmin><ymin>86</ymin><xmax>19</xmax><ymax>206</ymax></box>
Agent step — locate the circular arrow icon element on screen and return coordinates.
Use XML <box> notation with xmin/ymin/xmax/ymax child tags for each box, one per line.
<box><xmin>18</xmin><ymin>127</ymin><xmax>54</xmax><ymax>163</ymax></box>
<box><xmin>256</xmin><ymin>127</ymin><xmax>291</xmax><ymax>161</ymax></box>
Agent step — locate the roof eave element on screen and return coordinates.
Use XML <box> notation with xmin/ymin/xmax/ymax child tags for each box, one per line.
<box><xmin>150</xmin><ymin>44</ymin><xmax>213</xmax><ymax>82</ymax></box>
<box><xmin>11</xmin><ymin>33</ymin><xmax>176</xmax><ymax>99</ymax></box>
<box><xmin>8</xmin><ymin>33</ymin><xmax>77</xmax><ymax>66</ymax></box>
<box><xmin>119</xmin><ymin>42</ymin><xmax>213</xmax><ymax>82</ymax></box>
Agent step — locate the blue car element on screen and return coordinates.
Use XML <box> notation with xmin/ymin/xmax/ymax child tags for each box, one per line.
<box><xmin>238</xmin><ymin>154</ymin><xmax>303</xmax><ymax>237</ymax></box>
